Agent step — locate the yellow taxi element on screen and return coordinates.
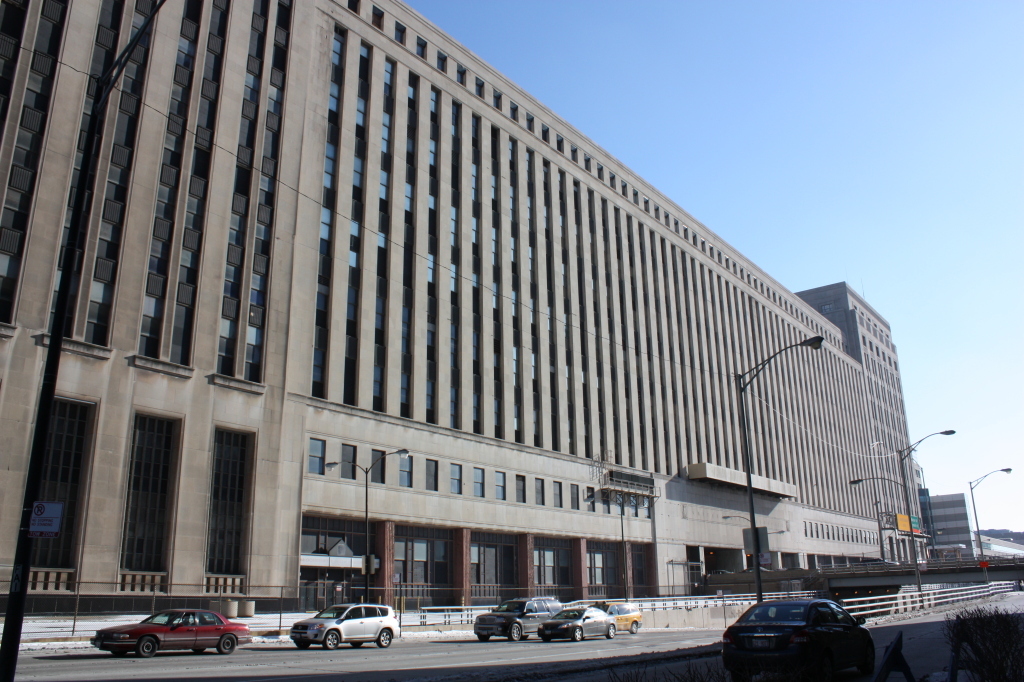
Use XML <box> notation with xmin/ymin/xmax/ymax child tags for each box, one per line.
<box><xmin>595</xmin><ymin>602</ymin><xmax>643</xmax><ymax>634</ymax></box>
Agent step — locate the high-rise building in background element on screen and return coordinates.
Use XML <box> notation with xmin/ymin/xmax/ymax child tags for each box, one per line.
<box><xmin>0</xmin><ymin>0</ymin><xmax>916</xmax><ymax>607</ymax></box>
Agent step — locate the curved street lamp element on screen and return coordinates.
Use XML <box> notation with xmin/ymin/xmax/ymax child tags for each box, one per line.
<box><xmin>850</xmin><ymin>477</ymin><xmax>906</xmax><ymax>562</ymax></box>
<box><xmin>894</xmin><ymin>431</ymin><xmax>955</xmax><ymax>592</ymax></box>
<box><xmin>354</xmin><ymin>448</ymin><xmax>409</xmax><ymax>601</ymax></box>
<box><xmin>969</xmin><ymin>468</ymin><xmax>1012</xmax><ymax>582</ymax></box>
<box><xmin>737</xmin><ymin>335</ymin><xmax>824</xmax><ymax>602</ymax></box>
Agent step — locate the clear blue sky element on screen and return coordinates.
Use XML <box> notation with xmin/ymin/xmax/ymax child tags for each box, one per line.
<box><xmin>405</xmin><ymin>1</ymin><xmax>1024</xmax><ymax>533</ymax></box>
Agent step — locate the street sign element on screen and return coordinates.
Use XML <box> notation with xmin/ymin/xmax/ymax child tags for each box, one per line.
<box><xmin>28</xmin><ymin>502</ymin><xmax>63</xmax><ymax>538</ymax></box>
<box><xmin>392</xmin><ymin>573</ymin><xmax>401</xmax><ymax>583</ymax></box>
<box><xmin>742</xmin><ymin>527</ymin><xmax>770</xmax><ymax>554</ymax></box>
<box><xmin>758</xmin><ymin>552</ymin><xmax>771</xmax><ymax>567</ymax></box>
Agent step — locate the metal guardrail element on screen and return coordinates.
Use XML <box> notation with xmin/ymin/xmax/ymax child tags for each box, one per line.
<box><xmin>840</xmin><ymin>582</ymin><xmax>1015</xmax><ymax>619</ymax></box>
<box><xmin>818</xmin><ymin>555</ymin><xmax>1024</xmax><ymax>575</ymax></box>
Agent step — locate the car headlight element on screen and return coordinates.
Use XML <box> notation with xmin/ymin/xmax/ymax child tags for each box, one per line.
<box><xmin>308</xmin><ymin>624</ymin><xmax>324</xmax><ymax>630</ymax></box>
<box><xmin>110</xmin><ymin>633</ymin><xmax>131</xmax><ymax>640</ymax></box>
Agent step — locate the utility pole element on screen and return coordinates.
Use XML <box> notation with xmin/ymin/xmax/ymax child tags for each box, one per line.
<box><xmin>0</xmin><ymin>5</ymin><xmax>167</xmax><ymax>680</ymax></box>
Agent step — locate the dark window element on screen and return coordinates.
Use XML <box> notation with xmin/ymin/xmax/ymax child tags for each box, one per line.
<box><xmin>394</xmin><ymin>22</ymin><xmax>406</xmax><ymax>44</ymax></box>
<box><xmin>509</xmin><ymin>102</ymin><xmax>518</xmax><ymax>121</ymax></box>
<box><xmin>456</xmin><ymin>64</ymin><xmax>466</xmax><ymax>85</ymax></box>
<box><xmin>308</xmin><ymin>438</ymin><xmax>325</xmax><ymax>474</ymax></box>
<box><xmin>371</xmin><ymin>6</ymin><xmax>383</xmax><ymax>29</ymax></box>
<box><xmin>586</xmin><ymin>486</ymin><xmax>596</xmax><ymax>512</ymax></box>
<box><xmin>556</xmin><ymin>135</ymin><xmax>564</xmax><ymax>153</ymax></box>
<box><xmin>370</xmin><ymin>448</ymin><xmax>385</xmax><ymax>483</ymax></box>
<box><xmin>341</xmin><ymin>444</ymin><xmax>357</xmax><ymax>480</ymax></box>
<box><xmin>535</xmin><ymin>478</ymin><xmax>545</xmax><ymax>505</ymax></box>
<box><xmin>492</xmin><ymin>91</ymin><xmax>502</xmax><ymax>110</ymax></box>
<box><xmin>570</xmin><ymin>484</ymin><xmax>580</xmax><ymax>510</ymax></box>
<box><xmin>32</xmin><ymin>400</ymin><xmax>91</xmax><ymax>569</ymax></box>
<box><xmin>347</xmin><ymin>0</ymin><xmax>360</xmax><ymax>13</ymax></box>
<box><xmin>553</xmin><ymin>482</ymin><xmax>563</xmax><ymax>508</ymax></box>
<box><xmin>426</xmin><ymin>459</ymin><xmax>438</xmax><ymax>491</ymax></box>
<box><xmin>416</xmin><ymin>36</ymin><xmax>427</xmax><ymax>58</ymax></box>
<box><xmin>526</xmin><ymin>113</ymin><xmax>534</xmax><ymax>132</ymax></box>
<box><xmin>121</xmin><ymin>416</ymin><xmax>176</xmax><ymax>572</ymax></box>
<box><xmin>450</xmin><ymin>463</ymin><xmax>462</xmax><ymax>494</ymax></box>
<box><xmin>399</xmin><ymin>456</ymin><xmax>413</xmax><ymax>487</ymax></box>
<box><xmin>495</xmin><ymin>471</ymin><xmax>506</xmax><ymax>500</ymax></box>
<box><xmin>207</xmin><ymin>429</ymin><xmax>249</xmax><ymax>575</ymax></box>
<box><xmin>475</xmin><ymin>77</ymin><xmax>484</xmax><ymax>97</ymax></box>
<box><xmin>436</xmin><ymin>51</ymin><xmax>447</xmax><ymax>72</ymax></box>
<box><xmin>541</xmin><ymin>125</ymin><xmax>550</xmax><ymax>142</ymax></box>
<box><xmin>473</xmin><ymin>467</ymin><xmax>485</xmax><ymax>497</ymax></box>
<box><xmin>516</xmin><ymin>474</ymin><xmax>526</xmax><ymax>503</ymax></box>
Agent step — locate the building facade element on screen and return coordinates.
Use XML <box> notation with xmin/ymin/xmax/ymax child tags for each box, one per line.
<box><xmin>1</xmin><ymin>0</ymin><xmax>911</xmax><ymax>608</ymax></box>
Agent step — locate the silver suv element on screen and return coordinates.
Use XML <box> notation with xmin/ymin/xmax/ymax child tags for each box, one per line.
<box><xmin>290</xmin><ymin>604</ymin><xmax>400</xmax><ymax>649</ymax></box>
<box><xmin>474</xmin><ymin>597</ymin><xmax>563</xmax><ymax>642</ymax></box>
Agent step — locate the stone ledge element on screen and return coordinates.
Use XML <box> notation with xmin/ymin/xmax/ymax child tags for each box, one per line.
<box><xmin>685</xmin><ymin>462</ymin><xmax>798</xmax><ymax>498</ymax></box>
<box><xmin>208</xmin><ymin>373</ymin><xmax>266</xmax><ymax>395</ymax></box>
<box><xmin>0</xmin><ymin>323</ymin><xmax>15</xmax><ymax>339</ymax></box>
<box><xmin>129</xmin><ymin>355</ymin><xmax>194</xmax><ymax>379</ymax></box>
<box><xmin>37</xmin><ymin>335</ymin><xmax>113</xmax><ymax>361</ymax></box>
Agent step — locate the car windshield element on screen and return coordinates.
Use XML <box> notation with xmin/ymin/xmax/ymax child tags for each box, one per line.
<box><xmin>140</xmin><ymin>612</ymin><xmax>176</xmax><ymax>625</ymax></box>
<box><xmin>738</xmin><ymin>603</ymin><xmax>808</xmax><ymax>623</ymax></box>
<box><xmin>554</xmin><ymin>609</ymin><xmax>584</xmax><ymax>620</ymax></box>
<box><xmin>494</xmin><ymin>600</ymin><xmax>526</xmax><ymax>613</ymax></box>
<box><xmin>315</xmin><ymin>606</ymin><xmax>350</xmax><ymax>619</ymax></box>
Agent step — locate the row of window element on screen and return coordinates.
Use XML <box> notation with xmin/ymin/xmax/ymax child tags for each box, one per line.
<box><xmin>803</xmin><ymin>520</ymin><xmax>876</xmax><ymax>546</ymax></box>
<box><xmin>306</xmin><ymin>438</ymin><xmax>651</xmax><ymax>517</ymax></box>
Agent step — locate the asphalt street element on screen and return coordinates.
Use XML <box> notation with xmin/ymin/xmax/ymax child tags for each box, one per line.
<box><xmin>12</xmin><ymin>592</ymin><xmax>1023</xmax><ymax>682</ymax></box>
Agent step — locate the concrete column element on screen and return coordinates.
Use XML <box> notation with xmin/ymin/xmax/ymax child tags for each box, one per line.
<box><xmin>572</xmin><ymin>538</ymin><xmax>588</xmax><ymax>601</ymax></box>
<box><xmin>644</xmin><ymin>543</ymin><xmax>658</xmax><ymax>598</ymax></box>
<box><xmin>453</xmin><ymin>527</ymin><xmax>471</xmax><ymax>607</ymax></box>
<box><xmin>517</xmin><ymin>533</ymin><xmax>534</xmax><ymax>599</ymax></box>
<box><xmin>374</xmin><ymin>520</ymin><xmax>395</xmax><ymax>606</ymax></box>
<box><xmin>623</xmin><ymin>541</ymin><xmax>633</xmax><ymax>600</ymax></box>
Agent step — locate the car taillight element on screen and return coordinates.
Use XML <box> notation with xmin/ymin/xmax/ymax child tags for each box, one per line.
<box><xmin>722</xmin><ymin>629</ymin><xmax>734</xmax><ymax>644</ymax></box>
<box><xmin>789</xmin><ymin>630</ymin><xmax>811</xmax><ymax>644</ymax></box>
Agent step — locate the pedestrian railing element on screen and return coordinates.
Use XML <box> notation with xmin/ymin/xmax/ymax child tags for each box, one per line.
<box><xmin>839</xmin><ymin>581</ymin><xmax>1015</xmax><ymax>619</ymax></box>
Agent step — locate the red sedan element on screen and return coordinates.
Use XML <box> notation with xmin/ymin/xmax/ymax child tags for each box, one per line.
<box><xmin>91</xmin><ymin>609</ymin><xmax>252</xmax><ymax>657</ymax></box>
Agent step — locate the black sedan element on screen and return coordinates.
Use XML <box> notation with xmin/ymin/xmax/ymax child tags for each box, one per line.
<box><xmin>722</xmin><ymin>599</ymin><xmax>874</xmax><ymax>682</ymax></box>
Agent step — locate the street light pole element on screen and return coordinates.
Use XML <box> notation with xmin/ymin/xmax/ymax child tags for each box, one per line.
<box><xmin>356</xmin><ymin>449</ymin><xmax>409</xmax><ymax>603</ymax></box>
<box><xmin>737</xmin><ymin>335</ymin><xmax>824</xmax><ymax>603</ymax></box>
<box><xmin>0</xmin><ymin>5</ymin><xmax>168</xmax><ymax>680</ymax></box>
<box><xmin>968</xmin><ymin>468</ymin><xmax>1012</xmax><ymax>583</ymax></box>
<box><xmin>874</xmin><ymin>501</ymin><xmax>885</xmax><ymax>562</ymax></box>
<box><xmin>893</xmin><ymin>431</ymin><xmax>955</xmax><ymax>592</ymax></box>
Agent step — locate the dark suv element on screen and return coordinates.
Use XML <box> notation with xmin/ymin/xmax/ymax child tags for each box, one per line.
<box><xmin>474</xmin><ymin>597</ymin><xmax>562</xmax><ymax>641</ymax></box>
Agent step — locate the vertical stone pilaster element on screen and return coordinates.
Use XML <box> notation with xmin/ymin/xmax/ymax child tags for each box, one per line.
<box><xmin>623</xmin><ymin>541</ymin><xmax>633</xmax><ymax>600</ymax></box>
<box><xmin>374</xmin><ymin>520</ymin><xmax>395</xmax><ymax>605</ymax></box>
<box><xmin>518</xmin><ymin>533</ymin><xmax>534</xmax><ymax>599</ymax></box>
<box><xmin>572</xmin><ymin>537</ymin><xmax>587</xmax><ymax>602</ymax></box>
<box><xmin>453</xmin><ymin>527</ymin><xmax>471</xmax><ymax>606</ymax></box>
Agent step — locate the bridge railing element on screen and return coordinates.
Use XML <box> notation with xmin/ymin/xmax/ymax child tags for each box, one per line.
<box><xmin>819</xmin><ymin>554</ymin><xmax>1024</xmax><ymax>575</ymax></box>
<box><xmin>839</xmin><ymin>581</ymin><xmax>1015</xmax><ymax>619</ymax></box>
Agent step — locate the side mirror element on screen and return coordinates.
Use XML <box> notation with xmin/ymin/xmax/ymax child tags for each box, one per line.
<box><xmin>856</xmin><ymin>616</ymin><xmax>866</xmax><ymax>625</ymax></box>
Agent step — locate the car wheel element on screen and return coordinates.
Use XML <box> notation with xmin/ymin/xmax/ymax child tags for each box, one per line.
<box><xmin>191</xmin><ymin>648</ymin><xmax>206</xmax><ymax>654</ymax></box>
<box><xmin>376</xmin><ymin>629</ymin><xmax>392</xmax><ymax>648</ymax></box>
<box><xmin>606</xmin><ymin>624</ymin><xmax>616</xmax><ymax>639</ymax></box>
<box><xmin>858</xmin><ymin>641</ymin><xmax>876</xmax><ymax>675</ymax></box>
<box><xmin>477</xmin><ymin>634</ymin><xmax>491</xmax><ymax>642</ymax></box>
<box><xmin>217</xmin><ymin>634</ymin><xmax>237</xmax><ymax>655</ymax></box>
<box><xmin>294</xmin><ymin>641</ymin><xmax>311</xmax><ymax>650</ymax></box>
<box><xmin>540</xmin><ymin>634</ymin><xmax>552</xmax><ymax>642</ymax></box>
<box><xmin>350</xmin><ymin>641</ymin><xmax>363</xmax><ymax>648</ymax></box>
<box><xmin>110</xmin><ymin>650</ymin><xmax>128</xmax><ymax>658</ymax></box>
<box><xmin>508</xmin><ymin>623</ymin><xmax>523</xmax><ymax>642</ymax></box>
<box><xmin>629</xmin><ymin>620</ymin><xmax>640</xmax><ymax>635</ymax></box>
<box><xmin>322</xmin><ymin>630</ymin><xmax>341</xmax><ymax>650</ymax></box>
<box><xmin>135</xmin><ymin>636</ymin><xmax>158</xmax><ymax>658</ymax></box>
<box><xmin>571</xmin><ymin>626</ymin><xmax>584</xmax><ymax>642</ymax></box>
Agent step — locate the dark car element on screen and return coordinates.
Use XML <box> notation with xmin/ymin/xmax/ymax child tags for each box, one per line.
<box><xmin>538</xmin><ymin>606</ymin><xmax>616</xmax><ymax>642</ymax></box>
<box><xmin>722</xmin><ymin>599</ymin><xmax>874</xmax><ymax>682</ymax></box>
<box><xmin>91</xmin><ymin>609</ymin><xmax>252</xmax><ymax>657</ymax></box>
<box><xmin>473</xmin><ymin>597</ymin><xmax>562</xmax><ymax>641</ymax></box>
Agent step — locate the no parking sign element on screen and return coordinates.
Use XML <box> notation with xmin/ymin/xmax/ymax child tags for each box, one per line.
<box><xmin>28</xmin><ymin>502</ymin><xmax>63</xmax><ymax>538</ymax></box>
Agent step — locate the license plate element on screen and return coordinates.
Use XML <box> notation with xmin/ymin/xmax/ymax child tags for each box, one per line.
<box><xmin>750</xmin><ymin>638</ymin><xmax>771</xmax><ymax>649</ymax></box>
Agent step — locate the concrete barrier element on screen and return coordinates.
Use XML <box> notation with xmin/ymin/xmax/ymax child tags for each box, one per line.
<box><xmin>644</xmin><ymin>604</ymin><xmax>747</xmax><ymax>630</ymax></box>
